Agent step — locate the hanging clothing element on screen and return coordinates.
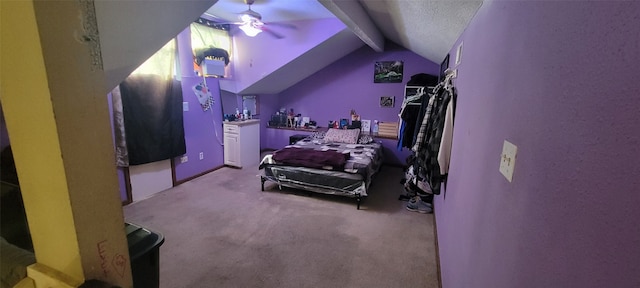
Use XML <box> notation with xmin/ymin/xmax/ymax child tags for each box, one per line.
<box><xmin>416</xmin><ymin>82</ymin><xmax>456</xmax><ymax>195</ymax></box>
<box><xmin>398</xmin><ymin>88</ymin><xmax>426</xmax><ymax>150</ymax></box>
<box><xmin>412</xmin><ymin>95</ymin><xmax>436</xmax><ymax>153</ymax></box>
<box><xmin>410</xmin><ymin>86</ymin><xmax>435</xmax><ymax>148</ymax></box>
<box><xmin>438</xmin><ymin>98</ymin><xmax>455</xmax><ymax>175</ymax></box>
<box><xmin>396</xmin><ymin>120</ymin><xmax>406</xmax><ymax>151</ymax></box>
<box><xmin>398</xmin><ymin>71</ymin><xmax>457</xmax><ymax>199</ymax></box>
<box><xmin>399</xmin><ymin>104</ymin><xmax>421</xmax><ymax>149</ymax></box>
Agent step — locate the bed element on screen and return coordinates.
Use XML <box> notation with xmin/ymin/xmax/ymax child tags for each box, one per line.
<box><xmin>259</xmin><ymin>128</ymin><xmax>383</xmax><ymax>209</ymax></box>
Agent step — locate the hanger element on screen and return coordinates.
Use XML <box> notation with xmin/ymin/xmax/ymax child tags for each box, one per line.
<box><xmin>443</xmin><ymin>68</ymin><xmax>456</xmax><ymax>89</ymax></box>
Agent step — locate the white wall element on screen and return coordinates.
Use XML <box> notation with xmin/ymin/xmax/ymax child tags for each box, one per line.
<box><xmin>129</xmin><ymin>160</ymin><xmax>173</xmax><ymax>202</ymax></box>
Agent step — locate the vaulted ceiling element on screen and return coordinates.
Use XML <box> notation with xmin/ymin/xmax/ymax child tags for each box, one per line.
<box><xmin>358</xmin><ymin>0</ymin><xmax>483</xmax><ymax>63</ymax></box>
<box><xmin>96</xmin><ymin>0</ymin><xmax>483</xmax><ymax>93</ymax></box>
<box><xmin>207</xmin><ymin>0</ymin><xmax>483</xmax><ymax>64</ymax></box>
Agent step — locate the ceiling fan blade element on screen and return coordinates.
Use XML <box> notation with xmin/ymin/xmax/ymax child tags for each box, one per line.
<box><xmin>198</xmin><ymin>14</ymin><xmax>242</xmax><ymax>27</ymax></box>
<box><xmin>208</xmin><ymin>21</ymin><xmax>245</xmax><ymax>25</ymax></box>
<box><xmin>261</xmin><ymin>27</ymin><xmax>284</xmax><ymax>39</ymax></box>
<box><xmin>263</xmin><ymin>22</ymin><xmax>297</xmax><ymax>29</ymax></box>
<box><xmin>201</xmin><ymin>12</ymin><xmax>232</xmax><ymax>22</ymax></box>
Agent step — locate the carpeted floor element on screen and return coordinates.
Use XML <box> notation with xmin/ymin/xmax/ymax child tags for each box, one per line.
<box><xmin>123</xmin><ymin>163</ymin><xmax>438</xmax><ymax>288</ymax></box>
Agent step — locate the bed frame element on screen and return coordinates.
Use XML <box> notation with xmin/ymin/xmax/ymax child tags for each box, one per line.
<box><xmin>259</xmin><ymin>172</ymin><xmax>370</xmax><ymax>209</ymax></box>
<box><xmin>259</xmin><ymin>136</ymin><xmax>383</xmax><ymax>210</ymax></box>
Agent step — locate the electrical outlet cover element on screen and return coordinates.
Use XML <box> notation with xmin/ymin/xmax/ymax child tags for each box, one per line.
<box><xmin>499</xmin><ymin>140</ymin><xmax>517</xmax><ymax>182</ymax></box>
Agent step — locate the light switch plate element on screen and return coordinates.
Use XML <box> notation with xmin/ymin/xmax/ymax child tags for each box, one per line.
<box><xmin>499</xmin><ymin>140</ymin><xmax>517</xmax><ymax>182</ymax></box>
<box><xmin>183</xmin><ymin>102</ymin><xmax>189</xmax><ymax>112</ymax></box>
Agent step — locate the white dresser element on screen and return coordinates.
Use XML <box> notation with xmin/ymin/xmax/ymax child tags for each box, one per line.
<box><xmin>223</xmin><ymin>119</ymin><xmax>260</xmax><ymax>168</ymax></box>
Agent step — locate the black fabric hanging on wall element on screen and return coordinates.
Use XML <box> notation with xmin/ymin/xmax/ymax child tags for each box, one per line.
<box><xmin>119</xmin><ymin>74</ymin><xmax>186</xmax><ymax>165</ymax></box>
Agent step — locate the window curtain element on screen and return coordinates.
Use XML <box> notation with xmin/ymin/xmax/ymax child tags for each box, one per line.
<box><xmin>113</xmin><ymin>39</ymin><xmax>186</xmax><ymax>166</ymax></box>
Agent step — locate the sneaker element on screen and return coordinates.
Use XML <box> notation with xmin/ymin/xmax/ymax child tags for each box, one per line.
<box><xmin>408</xmin><ymin>195</ymin><xmax>431</xmax><ymax>205</ymax></box>
<box><xmin>406</xmin><ymin>199</ymin><xmax>433</xmax><ymax>214</ymax></box>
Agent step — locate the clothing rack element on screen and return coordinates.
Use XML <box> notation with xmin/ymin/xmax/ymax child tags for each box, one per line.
<box><xmin>404</xmin><ymin>86</ymin><xmax>435</xmax><ymax>106</ymax></box>
<box><xmin>398</xmin><ymin>71</ymin><xmax>457</xmax><ymax>201</ymax></box>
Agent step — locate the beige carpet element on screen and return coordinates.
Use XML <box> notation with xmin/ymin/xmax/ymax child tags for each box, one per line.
<box><xmin>123</xmin><ymin>164</ymin><xmax>438</xmax><ymax>288</ymax></box>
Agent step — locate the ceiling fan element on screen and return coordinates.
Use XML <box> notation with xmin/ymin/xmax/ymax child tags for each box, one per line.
<box><xmin>205</xmin><ymin>0</ymin><xmax>296</xmax><ymax>39</ymax></box>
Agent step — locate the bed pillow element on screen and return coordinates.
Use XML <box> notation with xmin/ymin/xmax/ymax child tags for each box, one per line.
<box><xmin>323</xmin><ymin>128</ymin><xmax>360</xmax><ymax>144</ymax></box>
<box><xmin>311</xmin><ymin>130</ymin><xmax>326</xmax><ymax>139</ymax></box>
<box><xmin>358</xmin><ymin>134</ymin><xmax>374</xmax><ymax>144</ymax></box>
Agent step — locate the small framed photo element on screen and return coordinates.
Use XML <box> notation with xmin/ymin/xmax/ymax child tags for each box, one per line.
<box><xmin>380</xmin><ymin>96</ymin><xmax>395</xmax><ymax>108</ymax></box>
<box><xmin>361</xmin><ymin>119</ymin><xmax>371</xmax><ymax>132</ymax></box>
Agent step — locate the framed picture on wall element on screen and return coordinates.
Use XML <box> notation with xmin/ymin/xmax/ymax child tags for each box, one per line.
<box><xmin>361</xmin><ymin>119</ymin><xmax>371</xmax><ymax>132</ymax></box>
<box><xmin>439</xmin><ymin>54</ymin><xmax>450</xmax><ymax>82</ymax></box>
<box><xmin>380</xmin><ymin>96</ymin><xmax>395</xmax><ymax>108</ymax></box>
<box><xmin>374</xmin><ymin>61</ymin><xmax>404</xmax><ymax>83</ymax></box>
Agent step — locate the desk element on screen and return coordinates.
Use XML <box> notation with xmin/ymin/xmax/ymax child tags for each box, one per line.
<box><xmin>266</xmin><ymin>126</ymin><xmax>320</xmax><ymax>132</ymax></box>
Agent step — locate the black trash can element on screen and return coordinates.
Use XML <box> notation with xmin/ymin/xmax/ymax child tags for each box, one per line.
<box><xmin>125</xmin><ymin>222</ymin><xmax>164</xmax><ymax>288</ymax></box>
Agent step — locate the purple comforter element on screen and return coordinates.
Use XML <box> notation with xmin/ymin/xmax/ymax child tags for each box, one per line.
<box><xmin>271</xmin><ymin>147</ymin><xmax>349</xmax><ymax>170</ymax></box>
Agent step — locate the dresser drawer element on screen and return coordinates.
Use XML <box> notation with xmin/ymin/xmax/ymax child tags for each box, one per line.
<box><xmin>223</xmin><ymin>124</ymin><xmax>239</xmax><ymax>134</ymax></box>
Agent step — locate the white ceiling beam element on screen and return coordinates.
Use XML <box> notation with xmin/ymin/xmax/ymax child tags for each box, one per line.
<box><xmin>318</xmin><ymin>0</ymin><xmax>384</xmax><ymax>52</ymax></box>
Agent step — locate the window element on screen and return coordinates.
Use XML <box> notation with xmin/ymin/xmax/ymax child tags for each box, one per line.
<box><xmin>130</xmin><ymin>39</ymin><xmax>177</xmax><ymax>79</ymax></box>
<box><xmin>190</xmin><ymin>23</ymin><xmax>232</xmax><ymax>77</ymax></box>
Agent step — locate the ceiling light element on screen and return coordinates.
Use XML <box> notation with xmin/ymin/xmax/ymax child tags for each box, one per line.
<box><xmin>239</xmin><ymin>15</ymin><xmax>262</xmax><ymax>38</ymax></box>
<box><xmin>239</xmin><ymin>23</ymin><xmax>261</xmax><ymax>37</ymax></box>
<box><xmin>240</xmin><ymin>14</ymin><xmax>252</xmax><ymax>22</ymax></box>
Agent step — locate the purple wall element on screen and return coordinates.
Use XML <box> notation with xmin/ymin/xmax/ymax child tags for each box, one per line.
<box><xmin>257</xmin><ymin>93</ymin><xmax>279</xmax><ymax>149</ymax></box>
<box><xmin>173</xmin><ymin>27</ymin><xmax>225</xmax><ymax>182</ymax></box>
<box><xmin>262</xmin><ymin>128</ymin><xmax>315</xmax><ymax>151</ymax></box>
<box><xmin>272</xmin><ymin>43</ymin><xmax>440</xmax><ymax>165</ymax></box>
<box><xmin>220</xmin><ymin>90</ymin><xmax>238</xmax><ymax>116</ymax></box>
<box><xmin>435</xmin><ymin>2</ymin><xmax>640</xmax><ymax>288</ymax></box>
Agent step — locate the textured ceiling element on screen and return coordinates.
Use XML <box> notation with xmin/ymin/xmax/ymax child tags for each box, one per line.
<box><xmin>205</xmin><ymin>0</ymin><xmax>336</xmax><ymax>23</ymax></box>
<box><xmin>359</xmin><ymin>0</ymin><xmax>483</xmax><ymax>63</ymax></box>
<box><xmin>206</xmin><ymin>0</ymin><xmax>482</xmax><ymax>64</ymax></box>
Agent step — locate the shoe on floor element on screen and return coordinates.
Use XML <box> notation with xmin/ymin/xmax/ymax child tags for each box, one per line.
<box><xmin>406</xmin><ymin>199</ymin><xmax>433</xmax><ymax>214</ymax></box>
<box><xmin>408</xmin><ymin>196</ymin><xmax>432</xmax><ymax>206</ymax></box>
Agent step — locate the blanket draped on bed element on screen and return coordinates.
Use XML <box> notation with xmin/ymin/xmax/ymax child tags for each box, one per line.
<box><xmin>271</xmin><ymin>147</ymin><xmax>349</xmax><ymax>170</ymax></box>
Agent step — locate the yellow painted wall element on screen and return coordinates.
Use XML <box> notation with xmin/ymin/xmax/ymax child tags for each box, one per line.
<box><xmin>0</xmin><ymin>0</ymin><xmax>85</xmax><ymax>282</ymax></box>
<box><xmin>1</xmin><ymin>1</ymin><xmax>133</xmax><ymax>286</ymax></box>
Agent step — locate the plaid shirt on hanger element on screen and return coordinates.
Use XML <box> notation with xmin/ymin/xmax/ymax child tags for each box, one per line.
<box><xmin>416</xmin><ymin>84</ymin><xmax>454</xmax><ymax>195</ymax></box>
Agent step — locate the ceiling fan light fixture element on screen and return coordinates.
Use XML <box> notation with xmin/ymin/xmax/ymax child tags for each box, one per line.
<box><xmin>240</xmin><ymin>14</ymin><xmax>252</xmax><ymax>22</ymax></box>
<box><xmin>239</xmin><ymin>23</ymin><xmax>262</xmax><ymax>37</ymax></box>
